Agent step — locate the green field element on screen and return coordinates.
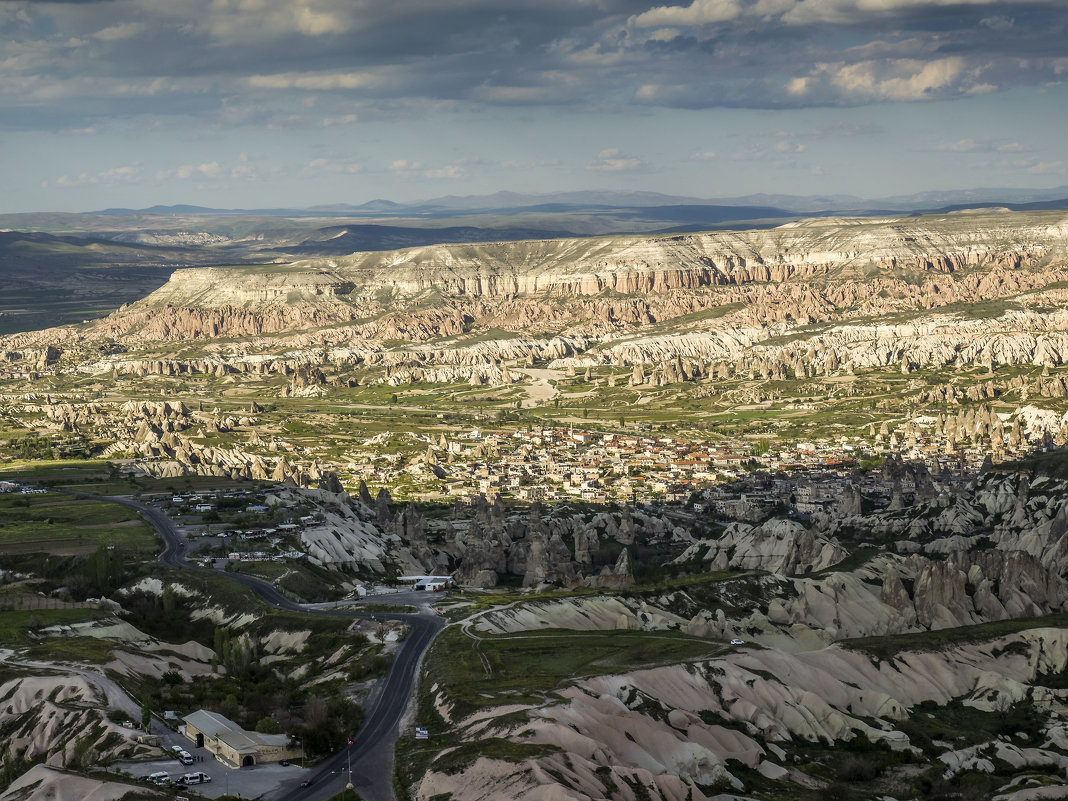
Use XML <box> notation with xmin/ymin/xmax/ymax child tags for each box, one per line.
<box><xmin>0</xmin><ymin>492</ymin><xmax>154</xmax><ymax>554</ymax></box>
<box><xmin>425</xmin><ymin>626</ymin><xmax>725</xmax><ymax>717</ymax></box>
<box><xmin>841</xmin><ymin>612</ymin><xmax>1068</xmax><ymax>660</ymax></box>
<box><xmin>0</xmin><ymin>608</ymin><xmax>111</xmax><ymax>644</ymax></box>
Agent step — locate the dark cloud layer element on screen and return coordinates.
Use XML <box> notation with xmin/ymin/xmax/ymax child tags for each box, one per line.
<box><xmin>1</xmin><ymin>0</ymin><xmax>1065</xmax><ymax>132</ymax></box>
<box><xmin>3</xmin><ymin>0</ymin><xmax>1066</xmax><ymax>214</ymax></box>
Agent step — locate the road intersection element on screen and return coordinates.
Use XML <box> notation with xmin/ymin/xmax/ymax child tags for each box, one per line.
<box><xmin>97</xmin><ymin>493</ymin><xmax>446</xmax><ymax>801</ymax></box>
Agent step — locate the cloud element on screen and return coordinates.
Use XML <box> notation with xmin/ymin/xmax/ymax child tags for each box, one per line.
<box><xmin>322</xmin><ymin>113</ymin><xmax>358</xmax><ymax>126</ymax></box>
<box><xmin>587</xmin><ymin>148</ymin><xmax>645</xmax><ymax>172</ymax></box>
<box><xmin>647</xmin><ymin>27</ymin><xmax>681</xmax><ymax>42</ymax></box>
<box><xmin>809</xmin><ymin>122</ymin><xmax>882</xmax><ymax>138</ymax></box>
<box><xmin>631</xmin><ymin>0</ymin><xmax>1035</xmax><ymax>29</ymax></box>
<box><xmin>1024</xmin><ymin>160</ymin><xmax>1065</xmax><ymax>175</ymax></box>
<box><xmin>2</xmin><ymin>0</ymin><xmax>1067</xmax><ymax>138</ymax></box>
<box><xmin>937</xmin><ymin>138</ymin><xmax>1029</xmax><ymax>153</ymax></box>
<box><xmin>388</xmin><ymin>158</ymin><xmax>463</xmax><ymax>179</ymax></box>
<box><xmin>793</xmin><ymin>57</ymin><xmax>986</xmax><ymax>102</ymax></box>
<box><xmin>92</xmin><ymin>22</ymin><xmax>145</xmax><ymax>41</ymax></box>
<box><xmin>46</xmin><ymin>164</ymin><xmax>141</xmax><ymax>188</ymax></box>
<box><xmin>731</xmin><ymin>144</ymin><xmax>767</xmax><ymax>161</ymax></box>
<box><xmin>204</xmin><ymin>0</ymin><xmax>353</xmax><ymax>42</ymax></box>
<box><xmin>690</xmin><ymin>150</ymin><xmax>717</xmax><ymax>160</ymax></box>
<box><xmin>980</xmin><ymin>16</ymin><xmax>1014</xmax><ymax>31</ymax></box>
<box><xmin>307</xmin><ymin>157</ymin><xmax>360</xmax><ymax>174</ymax></box>
<box><xmin>247</xmin><ymin>71</ymin><xmax>384</xmax><ymax>91</ymax></box>
<box><xmin>474</xmin><ymin>84</ymin><xmax>551</xmax><ymax>103</ymax></box>
<box><xmin>156</xmin><ymin>162</ymin><xmax>225</xmax><ymax>181</ymax></box>
<box><xmin>631</xmin><ymin>0</ymin><xmax>743</xmax><ymax>28</ymax></box>
<box><xmin>423</xmin><ymin>164</ymin><xmax>463</xmax><ymax>179</ymax></box>
<box><xmin>729</xmin><ymin>131</ymin><xmax>810</xmax><ymax>166</ymax></box>
<box><xmin>781</xmin><ymin>0</ymin><xmax>1037</xmax><ymax>27</ymax></box>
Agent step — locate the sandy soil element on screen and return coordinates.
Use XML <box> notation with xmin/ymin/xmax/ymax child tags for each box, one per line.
<box><xmin>515</xmin><ymin>368</ymin><xmax>561</xmax><ymax>408</ymax></box>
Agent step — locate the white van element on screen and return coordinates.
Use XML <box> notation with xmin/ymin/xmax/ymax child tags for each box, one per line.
<box><xmin>147</xmin><ymin>772</ymin><xmax>170</xmax><ymax>785</ymax></box>
<box><xmin>178</xmin><ymin>772</ymin><xmax>212</xmax><ymax>785</ymax></box>
<box><xmin>177</xmin><ymin>750</ymin><xmax>194</xmax><ymax>766</ymax></box>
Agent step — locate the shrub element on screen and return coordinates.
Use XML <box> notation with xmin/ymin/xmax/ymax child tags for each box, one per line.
<box><xmin>837</xmin><ymin>755</ymin><xmax>878</xmax><ymax>782</ymax></box>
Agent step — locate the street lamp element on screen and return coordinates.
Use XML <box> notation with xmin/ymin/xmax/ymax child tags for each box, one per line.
<box><xmin>346</xmin><ymin>738</ymin><xmax>354</xmax><ymax>798</ymax></box>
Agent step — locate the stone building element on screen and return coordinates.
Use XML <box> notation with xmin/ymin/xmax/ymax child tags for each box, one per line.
<box><xmin>180</xmin><ymin>710</ymin><xmax>302</xmax><ymax>767</ymax></box>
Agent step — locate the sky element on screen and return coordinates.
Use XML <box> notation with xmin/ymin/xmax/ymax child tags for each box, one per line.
<box><xmin>2</xmin><ymin>0</ymin><xmax>1067</xmax><ymax>213</ymax></box>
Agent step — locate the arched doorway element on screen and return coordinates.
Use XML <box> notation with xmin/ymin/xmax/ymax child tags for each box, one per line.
<box><xmin>242</xmin><ymin>755</ymin><xmax>255</xmax><ymax>767</ymax></box>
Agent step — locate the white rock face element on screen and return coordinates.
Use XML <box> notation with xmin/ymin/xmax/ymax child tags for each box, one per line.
<box><xmin>0</xmin><ymin>675</ymin><xmax>156</xmax><ymax>770</ymax></box>
<box><xmin>0</xmin><ymin>765</ymin><xmax>163</xmax><ymax>801</ymax></box>
<box><xmin>137</xmin><ymin>213</ymin><xmax>1068</xmax><ymax>305</ymax></box>
<box><xmin>675</xmin><ymin>519</ymin><xmax>847</xmax><ymax>575</ymax></box>
<box><xmin>469</xmin><ymin>595</ymin><xmax>684</xmax><ymax>635</ymax></box>
<box><xmin>420</xmin><ymin>629</ymin><xmax>1068</xmax><ymax>801</ymax></box>
<box><xmin>292</xmin><ymin>488</ymin><xmax>397</xmax><ymax>572</ymax></box>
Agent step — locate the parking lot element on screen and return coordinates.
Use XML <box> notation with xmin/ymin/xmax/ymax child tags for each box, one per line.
<box><xmin>119</xmin><ymin>744</ymin><xmax>308</xmax><ymax>799</ymax></box>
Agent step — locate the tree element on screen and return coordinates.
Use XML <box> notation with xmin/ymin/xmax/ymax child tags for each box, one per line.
<box><xmin>255</xmin><ymin>716</ymin><xmax>282</xmax><ymax>734</ymax></box>
<box><xmin>161</xmin><ymin>584</ymin><xmax>178</xmax><ymax>615</ymax></box>
<box><xmin>84</xmin><ymin>545</ymin><xmax>125</xmax><ymax>595</ymax></box>
<box><xmin>221</xmin><ymin>693</ymin><xmax>241</xmax><ymax>720</ymax></box>
<box><xmin>162</xmin><ymin>670</ymin><xmax>183</xmax><ymax>686</ymax></box>
<box><xmin>141</xmin><ymin>705</ymin><xmax>152</xmax><ymax>730</ymax></box>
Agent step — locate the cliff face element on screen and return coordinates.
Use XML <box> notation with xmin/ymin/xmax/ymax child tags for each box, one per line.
<box><xmin>137</xmin><ymin>211</ymin><xmax>1068</xmax><ymax>307</ymax></box>
<box><xmin>19</xmin><ymin>209</ymin><xmax>1048</xmax><ymax>347</ymax></box>
<box><xmin>4</xmin><ymin>209</ymin><xmax>1068</xmax><ymax>376</ymax></box>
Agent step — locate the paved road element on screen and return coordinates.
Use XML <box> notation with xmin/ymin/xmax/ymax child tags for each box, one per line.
<box><xmin>95</xmin><ymin>494</ymin><xmax>446</xmax><ymax>801</ymax></box>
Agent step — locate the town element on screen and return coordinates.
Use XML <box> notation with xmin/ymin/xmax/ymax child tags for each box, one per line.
<box><xmin>336</xmin><ymin>411</ymin><xmax>1017</xmax><ymax>513</ymax></box>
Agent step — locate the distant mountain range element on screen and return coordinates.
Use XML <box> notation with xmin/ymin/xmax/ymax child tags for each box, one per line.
<box><xmin>88</xmin><ymin>185</ymin><xmax>1068</xmax><ymax>219</ymax></box>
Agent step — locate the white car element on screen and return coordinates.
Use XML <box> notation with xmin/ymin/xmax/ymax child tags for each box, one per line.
<box><xmin>729</xmin><ymin>638</ymin><xmax>745</xmax><ymax>645</ymax></box>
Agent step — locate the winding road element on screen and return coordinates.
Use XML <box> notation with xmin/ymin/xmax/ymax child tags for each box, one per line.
<box><xmin>100</xmin><ymin>494</ymin><xmax>446</xmax><ymax>801</ymax></box>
